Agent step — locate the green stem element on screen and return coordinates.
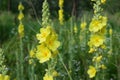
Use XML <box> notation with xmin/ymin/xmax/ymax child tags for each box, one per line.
<box><xmin>58</xmin><ymin>54</ymin><xmax>73</xmax><ymax>80</ymax></box>
<box><xmin>31</xmin><ymin>64</ymin><xmax>35</xmax><ymax>80</ymax></box>
<box><xmin>16</xmin><ymin>51</ymin><xmax>20</xmax><ymax>80</ymax></box>
<box><xmin>20</xmin><ymin>38</ymin><xmax>24</xmax><ymax>80</ymax></box>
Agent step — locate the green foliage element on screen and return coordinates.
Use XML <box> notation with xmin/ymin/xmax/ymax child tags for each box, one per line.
<box><xmin>0</xmin><ymin>12</ymin><xmax>15</xmax><ymax>44</ymax></box>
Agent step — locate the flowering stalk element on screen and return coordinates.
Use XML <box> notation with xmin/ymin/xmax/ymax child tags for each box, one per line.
<box><xmin>58</xmin><ymin>0</ymin><xmax>64</xmax><ymax>25</ymax></box>
<box><xmin>16</xmin><ymin>2</ymin><xmax>25</xmax><ymax>80</ymax></box>
<box><xmin>28</xmin><ymin>48</ymin><xmax>36</xmax><ymax>80</ymax></box>
<box><xmin>87</xmin><ymin>0</ymin><xmax>108</xmax><ymax>79</ymax></box>
<box><xmin>34</xmin><ymin>0</ymin><xmax>61</xmax><ymax>80</ymax></box>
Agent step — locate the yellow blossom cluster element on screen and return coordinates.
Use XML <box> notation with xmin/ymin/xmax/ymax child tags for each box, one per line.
<box><xmin>89</xmin><ymin>16</ymin><xmax>107</xmax><ymax>33</ymax></box>
<box><xmin>36</xmin><ymin>26</ymin><xmax>60</xmax><ymax>63</ymax></box>
<box><xmin>43</xmin><ymin>73</ymin><xmax>53</xmax><ymax>80</ymax></box>
<box><xmin>18</xmin><ymin>2</ymin><xmax>24</xmax><ymax>38</ymax></box>
<box><xmin>58</xmin><ymin>0</ymin><xmax>64</xmax><ymax>25</ymax></box>
<box><xmin>87</xmin><ymin>0</ymin><xmax>107</xmax><ymax>78</ymax></box>
<box><xmin>0</xmin><ymin>74</ymin><xmax>10</xmax><ymax>80</ymax></box>
<box><xmin>43</xmin><ymin>70</ymin><xmax>59</xmax><ymax>80</ymax></box>
<box><xmin>81</xmin><ymin>21</ymin><xmax>87</xmax><ymax>30</ymax></box>
<box><xmin>87</xmin><ymin>66</ymin><xmax>96</xmax><ymax>78</ymax></box>
<box><xmin>88</xmin><ymin>34</ymin><xmax>105</xmax><ymax>47</ymax></box>
<box><xmin>101</xmin><ymin>0</ymin><xmax>106</xmax><ymax>4</ymax></box>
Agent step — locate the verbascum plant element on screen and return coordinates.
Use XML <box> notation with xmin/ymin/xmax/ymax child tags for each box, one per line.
<box><xmin>42</xmin><ymin>0</ymin><xmax>50</xmax><ymax>27</ymax></box>
<box><xmin>36</xmin><ymin>25</ymin><xmax>60</xmax><ymax>80</ymax></box>
<box><xmin>58</xmin><ymin>0</ymin><xmax>64</xmax><ymax>25</ymax></box>
<box><xmin>18</xmin><ymin>2</ymin><xmax>24</xmax><ymax>38</ymax></box>
<box><xmin>16</xmin><ymin>2</ymin><xmax>25</xmax><ymax>80</ymax></box>
<box><xmin>34</xmin><ymin>0</ymin><xmax>60</xmax><ymax>80</ymax></box>
<box><xmin>0</xmin><ymin>48</ymin><xmax>10</xmax><ymax>80</ymax></box>
<box><xmin>87</xmin><ymin>0</ymin><xmax>108</xmax><ymax>79</ymax></box>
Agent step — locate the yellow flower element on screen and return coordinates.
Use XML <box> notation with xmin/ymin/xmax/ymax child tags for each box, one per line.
<box><xmin>89</xmin><ymin>16</ymin><xmax>107</xmax><ymax>33</ymax></box>
<box><xmin>88</xmin><ymin>48</ymin><xmax>95</xmax><ymax>53</ymax></box>
<box><xmin>58</xmin><ymin>9</ymin><xmax>64</xmax><ymax>25</ymax></box>
<box><xmin>92</xmin><ymin>55</ymin><xmax>102</xmax><ymax>62</ymax></box>
<box><xmin>99</xmin><ymin>16</ymin><xmax>107</xmax><ymax>29</ymax></box>
<box><xmin>59</xmin><ymin>0</ymin><xmax>64</xmax><ymax>8</ymax></box>
<box><xmin>87</xmin><ymin>66</ymin><xmax>96</xmax><ymax>78</ymax></box>
<box><xmin>74</xmin><ymin>24</ymin><xmax>78</xmax><ymax>33</ymax></box>
<box><xmin>109</xmin><ymin>28</ymin><xmax>112</xmax><ymax>35</ymax></box>
<box><xmin>99</xmin><ymin>64</ymin><xmax>107</xmax><ymax>69</ymax></box>
<box><xmin>97</xmin><ymin>26</ymin><xmax>107</xmax><ymax>36</ymax></box>
<box><xmin>52</xmin><ymin>70</ymin><xmax>59</xmax><ymax>77</ymax></box>
<box><xmin>29</xmin><ymin>49</ymin><xmax>36</xmax><ymax>58</ymax></box>
<box><xmin>18</xmin><ymin>23</ymin><xmax>24</xmax><ymax>38</ymax></box>
<box><xmin>18</xmin><ymin>2</ymin><xmax>24</xmax><ymax>11</ymax></box>
<box><xmin>43</xmin><ymin>74</ymin><xmax>53</xmax><ymax>80</ymax></box>
<box><xmin>81</xmin><ymin>22</ymin><xmax>87</xmax><ymax>30</ymax></box>
<box><xmin>46</xmin><ymin>33</ymin><xmax>60</xmax><ymax>51</ymax></box>
<box><xmin>4</xmin><ymin>75</ymin><xmax>10</xmax><ymax>80</ymax></box>
<box><xmin>88</xmin><ymin>34</ymin><xmax>105</xmax><ymax>47</ymax></box>
<box><xmin>0</xmin><ymin>74</ymin><xmax>10</xmax><ymax>80</ymax></box>
<box><xmin>36</xmin><ymin>26</ymin><xmax>51</xmax><ymax>43</ymax></box>
<box><xmin>101</xmin><ymin>0</ymin><xmax>106</xmax><ymax>4</ymax></box>
<box><xmin>89</xmin><ymin>19</ymin><xmax>101</xmax><ymax>32</ymax></box>
<box><xmin>0</xmin><ymin>74</ymin><xmax>4</xmax><ymax>80</ymax></box>
<box><xmin>18</xmin><ymin>12</ymin><xmax>24</xmax><ymax>21</ymax></box>
<box><xmin>36</xmin><ymin>44</ymin><xmax>51</xmax><ymax>63</ymax></box>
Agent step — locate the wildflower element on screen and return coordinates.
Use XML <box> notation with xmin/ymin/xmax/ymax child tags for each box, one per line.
<box><xmin>36</xmin><ymin>44</ymin><xmax>51</xmax><ymax>63</ymax></box>
<box><xmin>18</xmin><ymin>12</ymin><xmax>24</xmax><ymax>21</ymax></box>
<box><xmin>18</xmin><ymin>2</ymin><xmax>24</xmax><ymax>10</ymax></box>
<box><xmin>97</xmin><ymin>27</ymin><xmax>107</xmax><ymax>36</ymax></box>
<box><xmin>36</xmin><ymin>26</ymin><xmax>51</xmax><ymax>43</ymax></box>
<box><xmin>59</xmin><ymin>0</ymin><xmax>64</xmax><ymax>8</ymax></box>
<box><xmin>89</xmin><ymin>16</ymin><xmax>107</xmax><ymax>33</ymax></box>
<box><xmin>92</xmin><ymin>55</ymin><xmax>102</xmax><ymax>62</ymax></box>
<box><xmin>58</xmin><ymin>9</ymin><xmax>64</xmax><ymax>25</ymax></box>
<box><xmin>4</xmin><ymin>75</ymin><xmax>10</xmax><ymax>80</ymax></box>
<box><xmin>74</xmin><ymin>24</ymin><xmax>78</xmax><ymax>33</ymax></box>
<box><xmin>18</xmin><ymin>2</ymin><xmax>24</xmax><ymax>38</ymax></box>
<box><xmin>88</xmin><ymin>34</ymin><xmax>105</xmax><ymax>47</ymax></box>
<box><xmin>46</xmin><ymin>33</ymin><xmax>60</xmax><ymax>51</ymax></box>
<box><xmin>101</xmin><ymin>0</ymin><xmax>106</xmax><ymax>4</ymax></box>
<box><xmin>43</xmin><ymin>74</ymin><xmax>53</xmax><ymax>80</ymax></box>
<box><xmin>29</xmin><ymin>49</ymin><xmax>36</xmax><ymax>58</ymax></box>
<box><xmin>109</xmin><ymin>28</ymin><xmax>112</xmax><ymax>35</ymax></box>
<box><xmin>18</xmin><ymin>23</ymin><xmax>24</xmax><ymax>38</ymax></box>
<box><xmin>87</xmin><ymin>66</ymin><xmax>96</xmax><ymax>78</ymax></box>
<box><xmin>0</xmin><ymin>74</ymin><xmax>10</xmax><ymax>80</ymax></box>
<box><xmin>89</xmin><ymin>48</ymin><xmax>95</xmax><ymax>53</ymax></box>
<box><xmin>99</xmin><ymin>64</ymin><xmax>107</xmax><ymax>69</ymax></box>
<box><xmin>81</xmin><ymin>22</ymin><xmax>87</xmax><ymax>30</ymax></box>
<box><xmin>52</xmin><ymin>70</ymin><xmax>59</xmax><ymax>77</ymax></box>
<box><xmin>0</xmin><ymin>74</ymin><xmax>4</xmax><ymax>80</ymax></box>
<box><xmin>89</xmin><ymin>19</ymin><xmax>102</xmax><ymax>33</ymax></box>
